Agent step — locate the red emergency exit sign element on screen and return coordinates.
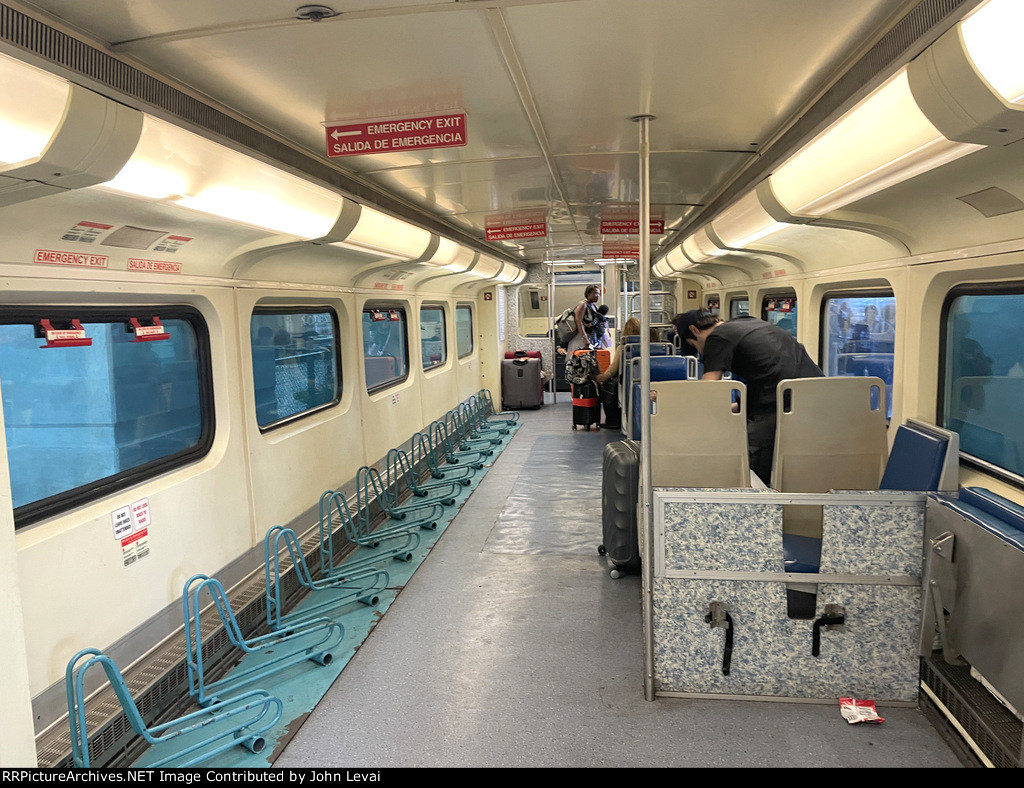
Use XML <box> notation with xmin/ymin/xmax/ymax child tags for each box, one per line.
<box><xmin>326</xmin><ymin>113</ymin><xmax>467</xmax><ymax>157</ymax></box>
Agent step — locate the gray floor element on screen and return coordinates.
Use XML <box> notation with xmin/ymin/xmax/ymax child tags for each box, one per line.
<box><xmin>274</xmin><ymin>396</ymin><xmax>964</xmax><ymax>769</ymax></box>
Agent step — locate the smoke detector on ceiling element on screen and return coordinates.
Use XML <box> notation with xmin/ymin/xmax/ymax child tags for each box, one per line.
<box><xmin>295</xmin><ymin>5</ymin><xmax>337</xmax><ymax>22</ymax></box>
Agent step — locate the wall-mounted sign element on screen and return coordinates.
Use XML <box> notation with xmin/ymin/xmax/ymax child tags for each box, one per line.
<box><xmin>599</xmin><ymin>206</ymin><xmax>665</xmax><ymax>235</ymax></box>
<box><xmin>602</xmin><ymin>239</ymin><xmax>639</xmax><ymax>260</ymax></box>
<box><xmin>687</xmin><ymin>290</ymin><xmax>697</xmax><ymax>299</ymax></box>
<box><xmin>34</xmin><ymin>249</ymin><xmax>108</xmax><ymax>268</ymax></box>
<box><xmin>61</xmin><ymin>220</ymin><xmax>112</xmax><ymax>244</ymax></box>
<box><xmin>485</xmin><ymin>209</ymin><xmax>547</xmax><ymax>241</ymax></box>
<box><xmin>325</xmin><ymin>112</ymin><xmax>467</xmax><ymax>157</ymax></box>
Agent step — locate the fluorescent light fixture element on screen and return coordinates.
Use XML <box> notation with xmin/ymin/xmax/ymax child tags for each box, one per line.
<box><xmin>961</xmin><ymin>0</ymin><xmax>1024</xmax><ymax>104</ymax></box>
<box><xmin>469</xmin><ymin>255</ymin><xmax>503</xmax><ymax>279</ymax></box>
<box><xmin>422</xmin><ymin>237</ymin><xmax>475</xmax><ymax>271</ymax></box>
<box><xmin>682</xmin><ymin>227</ymin><xmax>727</xmax><ymax>263</ymax></box>
<box><xmin>651</xmin><ymin>260</ymin><xmax>676</xmax><ymax>278</ymax></box>
<box><xmin>103</xmin><ymin>116</ymin><xmax>344</xmax><ymax>238</ymax></box>
<box><xmin>770</xmin><ymin>68</ymin><xmax>982</xmax><ymax>216</ymax></box>
<box><xmin>494</xmin><ymin>263</ymin><xmax>526</xmax><ymax>284</ymax></box>
<box><xmin>333</xmin><ymin>204</ymin><xmax>432</xmax><ymax>259</ymax></box>
<box><xmin>544</xmin><ymin>259</ymin><xmax>585</xmax><ymax>264</ymax></box>
<box><xmin>662</xmin><ymin>246</ymin><xmax>694</xmax><ymax>273</ymax></box>
<box><xmin>712</xmin><ymin>189</ymin><xmax>789</xmax><ymax>248</ymax></box>
<box><xmin>0</xmin><ymin>53</ymin><xmax>70</xmax><ymax>166</ymax></box>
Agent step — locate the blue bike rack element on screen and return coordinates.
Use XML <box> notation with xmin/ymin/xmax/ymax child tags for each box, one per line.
<box><xmin>385</xmin><ymin>446</ymin><xmax>465</xmax><ymax>505</ymax></box>
<box><xmin>357</xmin><ymin>465</ymin><xmax>443</xmax><ymax>534</ymax></box>
<box><xmin>429</xmin><ymin>418</ymin><xmax>488</xmax><ymax>467</ymax></box>
<box><xmin>318</xmin><ymin>490</ymin><xmax>419</xmax><ymax>578</ymax></box>
<box><xmin>410</xmin><ymin>429</ymin><xmax>475</xmax><ymax>483</ymax></box>
<box><xmin>448</xmin><ymin>408</ymin><xmax>503</xmax><ymax>449</ymax></box>
<box><xmin>66</xmin><ymin>648</ymin><xmax>281</xmax><ymax>768</ymax></box>
<box><xmin>264</xmin><ymin>526</ymin><xmax>389</xmax><ymax>631</ymax></box>
<box><xmin>478</xmin><ymin>388</ymin><xmax>518</xmax><ymax>423</ymax></box>
<box><xmin>182</xmin><ymin>574</ymin><xmax>344</xmax><ymax>707</ymax></box>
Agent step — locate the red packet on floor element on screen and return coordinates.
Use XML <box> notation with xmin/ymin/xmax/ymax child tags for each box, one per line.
<box><xmin>839</xmin><ymin>697</ymin><xmax>885</xmax><ymax>724</ymax></box>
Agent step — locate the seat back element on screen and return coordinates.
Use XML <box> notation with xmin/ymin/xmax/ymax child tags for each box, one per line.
<box><xmin>879</xmin><ymin>419</ymin><xmax>959</xmax><ymax>491</ymax></box>
<box><xmin>650</xmin><ymin>380</ymin><xmax>749</xmax><ymax>487</ymax></box>
<box><xmin>631</xmin><ymin>356</ymin><xmax>694</xmax><ymax>440</ymax></box>
<box><xmin>772</xmin><ymin>376</ymin><xmax>888</xmax><ymax>493</ymax></box>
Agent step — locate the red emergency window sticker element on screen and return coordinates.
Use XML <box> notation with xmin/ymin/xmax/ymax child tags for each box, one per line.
<box><xmin>388</xmin><ymin>310</ymin><xmax>400</xmax><ymax>321</ymax></box>
<box><xmin>370</xmin><ymin>310</ymin><xmax>387</xmax><ymax>322</ymax></box>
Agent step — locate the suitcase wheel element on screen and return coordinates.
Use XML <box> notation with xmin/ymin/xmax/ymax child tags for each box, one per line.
<box><xmin>610</xmin><ymin>568</ymin><xmax>623</xmax><ymax>580</ymax></box>
<box><xmin>598</xmin><ymin>544</ymin><xmax>606</xmax><ymax>555</ymax></box>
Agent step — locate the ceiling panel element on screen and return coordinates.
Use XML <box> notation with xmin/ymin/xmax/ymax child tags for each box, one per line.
<box><xmin>12</xmin><ymin>0</ymin><xmax>930</xmax><ymax>266</ymax></box>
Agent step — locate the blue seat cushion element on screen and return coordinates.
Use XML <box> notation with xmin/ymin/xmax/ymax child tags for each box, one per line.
<box><xmin>934</xmin><ymin>490</ymin><xmax>1024</xmax><ymax>553</ymax></box>
<box><xmin>879</xmin><ymin>424</ymin><xmax>948</xmax><ymax>491</ymax></box>
<box><xmin>783</xmin><ymin>533</ymin><xmax>821</xmax><ymax>573</ymax></box>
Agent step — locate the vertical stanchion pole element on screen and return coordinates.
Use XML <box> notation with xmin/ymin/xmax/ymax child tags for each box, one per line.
<box><xmin>548</xmin><ymin>262</ymin><xmax>557</xmax><ymax>404</ymax></box>
<box><xmin>632</xmin><ymin>113</ymin><xmax>656</xmax><ymax>701</ymax></box>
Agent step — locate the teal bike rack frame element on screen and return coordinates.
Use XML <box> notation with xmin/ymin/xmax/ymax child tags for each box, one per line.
<box><xmin>478</xmin><ymin>388</ymin><xmax>519</xmax><ymax>423</ymax></box>
<box><xmin>356</xmin><ymin>465</ymin><xmax>443</xmax><ymax>533</ymax></box>
<box><xmin>66</xmin><ymin>648</ymin><xmax>281</xmax><ymax>768</ymax></box>
<box><xmin>183</xmin><ymin>574</ymin><xmax>344</xmax><ymax>707</ymax></box>
<box><xmin>410</xmin><ymin>429</ymin><xmax>476</xmax><ymax>483</ymax></box>
<box><xmin>264</xmin><ymin>525</ymin><xmax>389</xmax><ymax>631</ymax></box>
<box><xmin>318</xmin><ymin>490</ymin><xmax>419</xmax><ymax>573</ymax></box>
<box><xmin>385</xmin><ymin>446</ymin><xmax>466</xmax><ymax>505</ymax></box>
<box><xmin>429</xmin><ymin>418</ymin><xmax>488</xmax><ymax>467</ymax></box>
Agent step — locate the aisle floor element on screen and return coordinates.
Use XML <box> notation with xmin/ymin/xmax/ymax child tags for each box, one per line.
<box><xmin>273</xmin><ymin>396</ymin><xmax>963</xmax><ymax>769</ymax></box>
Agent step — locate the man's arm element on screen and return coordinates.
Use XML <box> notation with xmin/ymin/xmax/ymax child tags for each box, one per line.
<box><xmin>701</xmin><ymin>370</ymin><xmax>723</xmax><ymax>381</ymax></box>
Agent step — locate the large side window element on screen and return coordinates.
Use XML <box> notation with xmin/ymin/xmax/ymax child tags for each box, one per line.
<box><xmin>941</xmin><ymin>287</ymin><xmax>1024</xmax><ymax>481</ymax></box>
<box><xmin>0</xmin><ymin>308</ymin><xmax>212</xmax><ymax>527</ymax></box>
<box><xmin>420</xmin><ymin>306</ymin><xmax>447</xmax><ymax>370</ymax></box>
<box><xmin>762</xmin><ymin>295</ymin><xmax>797</xmax><ymax>337</ymax></box>
<box><xmin>821</xmin><ymin>292</ymin><xmax>895</xmax><ymax>418</ymax></box>
<box><xmin>729</xmin><ymin>298</ymin><xmax>749</xmax><ymax>319</ymax></box>
<box><xmin>362</xmin><ymin>306</ymin><xmax>408</xmax><ymax>391</ymax></box>
<box><xmin>251</xmin><ymin>308</ymin><xmax>340</xmax><ymax>429</ymax></box>
<box><xmin>456</xmin><ymin>304</ymin><xmax>473</xmax><ymax>358</ymax></box>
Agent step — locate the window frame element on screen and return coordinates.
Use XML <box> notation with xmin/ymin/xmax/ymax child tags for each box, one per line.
<box><xmin>456</xmin><ymin>303</ymin><xmax>474</xmax><ymax>358</ymax></box>
<box><xmin>362</xmin><ymin>303</ymin><xmax>410</xmax><ymax>393</ymax></box>
<box><xmin>760</xmin><ymin>292</ymin><xmax>798</xmax><ymax>336</ymax></box>
<box><xmin>0</xmin><ymin>305</ymin><xmax>214</xmax><ymax>529</ymax></box>
<box><xmin>251</xmin><ymin>305</ymin><xmax>342</xmax><ymax>432</ymax></box>
<box><xmin>818</xmin><ymin>288</ymin><xmax>896</xmax><ymax>420</ymax></box>
<box><xmin>419</xmin><ymin>304</ymin><xmax>448</xmax><ymax>372</ymax></box>
<box><xmin>938</xmin><ymin>281</ymin><xmax>1024</xmax><ymax>489</ymax></box>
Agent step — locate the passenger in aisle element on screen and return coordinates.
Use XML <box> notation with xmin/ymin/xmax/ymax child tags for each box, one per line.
<box><xmin>566</xmin><ymin>285</ymin><xmax>601</xmax><ymax>355</ymax></box>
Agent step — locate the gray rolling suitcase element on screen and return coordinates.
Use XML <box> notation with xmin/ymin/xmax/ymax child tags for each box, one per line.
<box><xmin>599</xmin><ymin>439</ymin><xmax>641</xmax><ymax>578</ymax></box>
<box><xmin>501</xmin><ymin>357</ymin><xmax>543</xmax><ymax>410</ymax></box>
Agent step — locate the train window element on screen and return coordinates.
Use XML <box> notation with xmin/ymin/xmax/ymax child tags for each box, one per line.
<box><xmin>420</xmin><ymin>306</ymin><xmax>447</xmax><ymax>370</ymax></box>
<box><xmin>821</xmin><ymin>293</ymin><xmax>895</xmax><ymax>419</ymax></box>
<box><xmin>0</xmin><ymin>308</ymin><xmax>212</xmax><ymax>528</ymax></box>
<box><xmin>362</xmin><ymin>306</ymin><xmax>408</xmax><ymax>391</ymax></box>
<box><xmin>940</xmin><ymin>288</ymin><xmax>1024</xmax><ymax>481</ymax></box>
<box><xmin>729</xmin><ymin>299</ymin><xmax>749</xmax><ymax>318</ymax></box>
<box><xmin>762</xmin><ymin>296</ymin><xmax>797</xmax><ymax>337</ymax></box>
<box><xmin>250</xmin><ymin>308</ymin><xmax>340</xmax><ymax>430</ymax></box>
<box><xmin>456</xmin><ymin>305</ymin><xmax>473</xmax><ymax>357</ymax></box>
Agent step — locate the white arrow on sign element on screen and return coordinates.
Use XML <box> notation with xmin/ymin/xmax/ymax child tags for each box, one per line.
<box><xmin>330</xmin><ymin>128</ymin><xmax>362</xmax><ymax>140</ymax></box>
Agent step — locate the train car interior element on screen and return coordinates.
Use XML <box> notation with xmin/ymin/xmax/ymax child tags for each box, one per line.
<box><xmin>2</xmin><ymin>0</ymin><xmax>1024</xmax><ymax>770</ymax></box>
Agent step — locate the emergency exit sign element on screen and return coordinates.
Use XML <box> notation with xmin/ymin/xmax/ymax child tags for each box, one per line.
<box><xmin>325</xmin><ymin>113</ymin><xmax>467</xmax><ymax>157</ymax></box>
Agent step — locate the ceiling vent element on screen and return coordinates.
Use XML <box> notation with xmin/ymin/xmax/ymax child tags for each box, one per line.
<box><xmin>956</xmin><ymin>186</ymin><xmax>1024</xmax><ymax>217</ymax></box>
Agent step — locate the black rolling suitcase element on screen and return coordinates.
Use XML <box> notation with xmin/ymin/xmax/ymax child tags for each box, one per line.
<box><xmin>571</xmin><ymin>380</ymin><xmax>601</xmax><ymax>431</ymax></box>
<box><xmin>501</xmin><ymin>356</ymin><xmax>543</xmax><ymax>409</ymax></box>
<box><xmin>599</xmin><ymin>439</ymin><xmax>641</xmax><ymax>578</ymax></box>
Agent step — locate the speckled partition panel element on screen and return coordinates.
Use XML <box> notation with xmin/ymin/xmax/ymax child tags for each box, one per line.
<box><xmin>653</xmin><ymin>579</ymin><xmax>921</xmax><ymax>701</ymax></box>
<box><xmin>659</xmin><ymin>490</ymin><xmax>784</xmax><ymax>573</ymax></box>
<box><xmin>654</xmin><ymin>490</ymin><xmax>924</xmax><ymax>702</ymax></box>
<box><xmin>820</xmin><ymin>491</ymin><xmax>926</xmax><ymax>575</ymax></box>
